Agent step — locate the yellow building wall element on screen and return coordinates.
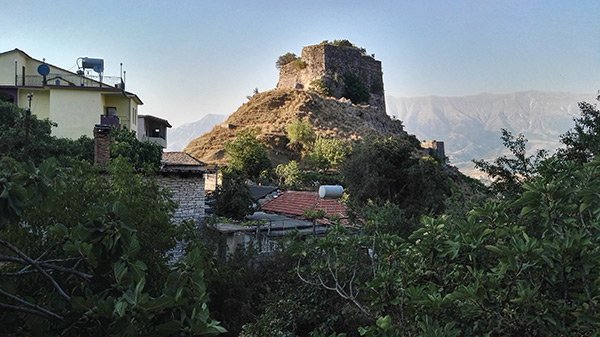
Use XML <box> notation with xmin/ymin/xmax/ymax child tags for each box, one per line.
<box><xmin>18</xmin><ymin>89</ymin><xmax>50</xmax><ymax>120</ymax></box>
<box><xmin>0</xmin><ymin>51</ymin><xmax>27</xmax><ymax>85</ymax></box>
<box><xmin>103</xmin><ymin>94</ymin><xmax>130</xmax><ymax>129</ymax></box>
<box><xmin>49</xmin><ymin>90</ymin><xmax>103</xmax><ymax>139</ymax></box>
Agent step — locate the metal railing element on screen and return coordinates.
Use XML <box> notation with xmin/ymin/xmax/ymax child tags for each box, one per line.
<box><xmin>16</xmin><ymin>74</ymin><xmax>123</xmax><ymax>89</ymax></box>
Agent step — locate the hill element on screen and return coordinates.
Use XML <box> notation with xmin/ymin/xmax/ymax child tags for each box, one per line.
<box><xmin>184</xmin><ymin>89</ymin><xmax>405</xmax><ymax>164</ymax></box>
<box><xmin>386</xmin><ymin>91</ymin><xmax>595</xmax><ymax>177</ymax></box>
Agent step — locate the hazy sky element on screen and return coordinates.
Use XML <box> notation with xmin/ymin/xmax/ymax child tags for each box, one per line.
<box><xmin>2</xmin><ymin>0</ymin><xmax>599</xmax><ymax>127</ymax></box>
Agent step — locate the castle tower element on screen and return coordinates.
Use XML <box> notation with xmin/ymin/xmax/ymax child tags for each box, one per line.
<box><xmin>276</xmin><ymin>42</ymin><xmax>386</xmax><ymax>114</ymax></box>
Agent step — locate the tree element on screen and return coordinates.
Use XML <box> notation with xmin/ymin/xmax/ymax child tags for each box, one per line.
<box><xmin>305</xmin><ymin>137</ymin><xmax>351</xmax><ymax>171</ymax></box>
<box><xmin>0</xmin><ymin>101</ymin><xmax>93</xmax><ymax>163</ymax></box>
<box><xmin>110</xmin><ymin>128</ymin><xmax>163</xmax><ymax>171</ymax></box>
<box><xmin>275</xmin><ymin>52</ymin><xmax>299</xmax><ymax>69</ymax></box>
<box><xmin>559</xmin><ymin>101</ymin><xmax>600</xmax><ymax>163</ymax></box>
<box><xmin>275</xmin><ymin>160</ymin><xmax>302</xmax><ymax>189</ymax></box>
<box><xmin>224</xmin><ymin>130</ymin><xmax>272</xmax><ymax>181</ymax></box>
<box><xmin>341</xmin><ymin>135</ymin><xmax>449</xmax><ymax>216</ymax></box>
<box><xmin>473</xmin><ymin>129</ymin><xmax>547</xmax><ymax>198</ymax></box>
<box><xmin>0</xmin><ymin>157</ymin><xmax>224</xmax><ymax>336</ymax></box>
<box><xmin>286</xmin><ymin>120</ymin><xmax>316</xmax><ymax>155</ymax></box>
<box><xmin>213</xmin><ymin>167</ymin><xmax>254</xmax><ymax>220</ymax></box>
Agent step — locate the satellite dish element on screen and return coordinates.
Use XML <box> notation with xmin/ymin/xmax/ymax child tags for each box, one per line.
<box><xmin>37</xmin><ymin>64</ymin><xmax>50</xmax><ymax>76</ymax></box>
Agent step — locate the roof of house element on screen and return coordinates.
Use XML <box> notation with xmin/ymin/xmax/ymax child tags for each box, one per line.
<box><xmin>162</xmin><ymin>152</ymin><xmax>206</xmax><ymax>166</ymax></box>
<box><xmin>138</xmin><ymin>114</ymin><xmax>172</xmax><ymax>128</ymax></box>
<box><xmin>160</xmin><ymin>151</ymin><xmax>213</xmax><ymax>174</ymax></box>
<box><xmin>261</xmin><ymin>191</ymin><xmax>348</xmax><ymax>219</ymax></box>
<box><xmin>1</xmin><ymin>48</ymin><xmax>143</xmax><ymax>105</ymax></box>
<box><xmin>248</xmin><ymin>185</ymin><xmax>279</xmax><ymax>201</ymax></box>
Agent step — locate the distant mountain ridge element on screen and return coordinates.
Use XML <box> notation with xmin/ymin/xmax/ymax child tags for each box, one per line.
<box><xmin>167</xmin><ymin>114</ymin><xmax>227</xmax><ymax>151</ymax></box>
<box><xmin>386</xmin><ymin>91</ymin><xmax>596</xmax><ymax>176</ymax></box>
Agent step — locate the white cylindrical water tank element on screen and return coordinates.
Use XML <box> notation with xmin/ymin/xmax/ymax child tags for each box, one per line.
<box><xmin>319</xmin><ymin>185</ymin><xmax>344</xmax><ymax>199</ymax></box>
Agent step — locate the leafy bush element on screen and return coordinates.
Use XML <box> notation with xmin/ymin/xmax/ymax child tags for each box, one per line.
<box><xmin>276</xmin><ymin>52</ymin><xmax>299</xmax><ymax>69</ymax></box>
<box><xmin>225</xmin><ymin>130</ymin><xmax>272</xmax><ymax>181</ymax></box>
<box><xmin>213</xmin><ymin>167</ymin><xmax>254</xmax><ymax>220</ymax></box>
<box><xmin>275</xmin><ymin>160</ymin><xmax>303</xmax><ymax>189</ymax></box>
<box><xmin>305</xmin><ymin>137</ymin><xmax>351</xmax><ymax>171</ymax></box>
<box><xmin>110</xmin><ymin>127</ymin><xmax>163</xmax><ymax>171</ymax></box>
<box><xmin>286</xmin><ymin>120</ymin><xmax>316</xmax><ymax>154</ymax></box>
<box><xmin>0</xmin><ymin>101</ymin><xmax>93</xmax><ymax>163</ymax></box>
<box><xmin>0</xmin><ymin>157</ymin><xmax>223</xmax><ymax>336</ymax></box>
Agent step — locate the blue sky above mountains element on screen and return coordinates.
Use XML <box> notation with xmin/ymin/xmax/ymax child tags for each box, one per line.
<box><xmin>2</xmin><ymin>0</ymin><xmax>599</xmax><ymax>127</ymax></box>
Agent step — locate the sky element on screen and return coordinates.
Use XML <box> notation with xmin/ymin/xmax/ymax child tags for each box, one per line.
<box><xmin>2</xmin><ymin>0</ymin><xmax>599</xmax><ymax>127</ymax></box>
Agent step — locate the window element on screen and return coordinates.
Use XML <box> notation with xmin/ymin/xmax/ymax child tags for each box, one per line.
<box><xmin>105</xmin><ymin>107</ymin><xmax>117</xmax><ymax>116</ymax></box>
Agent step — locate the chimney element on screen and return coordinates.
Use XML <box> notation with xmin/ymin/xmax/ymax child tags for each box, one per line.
<box><xmin>94</xmin><ymin>124</ymin><xmax>112</xmax><ymax>167</ymax></box>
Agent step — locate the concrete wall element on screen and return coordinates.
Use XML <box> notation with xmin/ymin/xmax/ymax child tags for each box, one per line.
<box><xmin>18</xmin><ymin>89</ymin><xmax>50</xmax><ymax>119</ymax></box>
<box><xmin>49</xmin><ymin>89</ymin><xmax>103</xmax><ymax>138</ymax></box>
<box><xmin>103</xmin><ymin>94</ymin><xmax>136</xmax><ymax>130</ymax></box>
<box><xmin>0</xmin><ymin>51</ymin><xmax>27</xmax><ymax>85</ymax></box>
<box><xmin>158</xmin><ymin>174</ymin><xmax>206</xmax><ymax>224</ymax></box>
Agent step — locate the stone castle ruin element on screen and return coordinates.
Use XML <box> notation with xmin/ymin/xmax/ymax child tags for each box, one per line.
<box><xmin>276</xmin><ymin>41</ymin><xmax>386</xmax><ymax>114</ymax></box>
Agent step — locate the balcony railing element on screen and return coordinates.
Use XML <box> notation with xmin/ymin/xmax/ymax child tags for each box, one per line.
<box><xmin>100</xmin><ymin>115</ymin><xmax>120</xmax><ymax>128</ymax></box>
<box><xmin>141</xmin><ymin>135</ymin><xmax>167</xmax><ymax>148</ymax></box>
<box><xmin>16</xmin><ymin>74</ymin><xmax>124</xmax><ymax>89</ymax></box>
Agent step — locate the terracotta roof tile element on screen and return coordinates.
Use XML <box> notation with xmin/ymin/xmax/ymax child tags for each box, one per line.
<box><xmin>261</xmin><ymin>191</ymin><xmax>347</xmax><ymax>219</ymax></box>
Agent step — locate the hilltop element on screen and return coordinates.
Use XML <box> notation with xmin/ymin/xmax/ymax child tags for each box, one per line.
<box><xmin>184</xmin><ymin>88</ymin><xmax>405</xmax><ymax>164</ymax></box>
<box><xmin>185</xmin><ymin>41</ymin><xmax>405</xmax><ymax>164</ymax></box>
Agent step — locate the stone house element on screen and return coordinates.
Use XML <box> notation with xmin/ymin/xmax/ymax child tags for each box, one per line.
<box><xmin>159</xmin><ymin>152</ymin><xmax>215</xmax><ymax>224</ymax></box>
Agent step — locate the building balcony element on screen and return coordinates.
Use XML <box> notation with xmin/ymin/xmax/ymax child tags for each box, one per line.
<box><xmin>141</xmin><ymin>135</ymin><xmax>167</xmax><ymax>148</ymax></box>
<box><xmin>100</xmin><ymin>115</ymin><xmax>120</xmax><ymax>128</ymax></box>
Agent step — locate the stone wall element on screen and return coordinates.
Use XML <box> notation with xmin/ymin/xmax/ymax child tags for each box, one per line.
<box><xmin>276</xmin><ymin>43</ymin><xmax>386</xmax><ymax>113</ymax></box>
<box><xmin>421</xmin><ymin>140</ymin><xmax>446</xmax><ymax>162</ymax></box>
<box><xmin>158</xmin><ymin>174</ymin><xmax>205</xmax><ymax>224</ymax></box>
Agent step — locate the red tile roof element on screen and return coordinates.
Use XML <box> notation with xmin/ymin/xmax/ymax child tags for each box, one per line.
<box><xmin>261</xmin><ymin>191</ymin><xmax>347</xmax><ymax>219</ymax></box>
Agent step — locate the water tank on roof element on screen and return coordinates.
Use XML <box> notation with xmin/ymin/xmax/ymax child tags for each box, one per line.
<box><xmin>319</xmin><ymin>185</ymin><xmax>344</xmax><ymax>199</ymax></box>
<box><xmin>81</xmin><ymin>57</ymin><xmax>104</xmax><ymax>73</ymax></box>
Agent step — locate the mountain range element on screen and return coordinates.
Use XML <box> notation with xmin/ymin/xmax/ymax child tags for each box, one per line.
<box><xmin>167</xmin><ymin>114</ymin><xmax>227</xmax><ymax>151</ymax></box>
<box><xmin>386</xmin><ymin>91</ymin><xmax>596</xmax><ymax>176</ymax></box>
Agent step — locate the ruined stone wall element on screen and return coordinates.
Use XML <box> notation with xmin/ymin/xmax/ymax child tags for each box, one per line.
<box><xmin>276</xmin><ymin>43</ymin><xmax>386</xmax><ymax>113</ymax></box>
<box><xmin>158</xmin><ymin>174</ymin><xmax>205</xmax><ymax>224</ymax></box>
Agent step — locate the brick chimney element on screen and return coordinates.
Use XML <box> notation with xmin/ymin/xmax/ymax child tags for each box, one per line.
<box><xmin>94</xmin><ymin>125</ymin><xmax>112</xmax><ymax>167</ymax></box>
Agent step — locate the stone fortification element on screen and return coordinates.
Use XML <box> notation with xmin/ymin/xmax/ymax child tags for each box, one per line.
<box><xmin>276</xmin><ymin>43</ymin><xmax>386</xmax><ymax>113</ymax></box>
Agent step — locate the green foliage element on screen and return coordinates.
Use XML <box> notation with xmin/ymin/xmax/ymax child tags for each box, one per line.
<box><xmin>110</xmin><ymin>127</ymin><xmax>163</xmax><ymax>171</ymax></box>
<box><xmin>213</xmin><ymin>168</ymin><xmax>254</xmax><ymax>220</ymax></box>
<box><xmin>473</xmin><ymin>129</ymin><xmax>547</xmax><ymax>198</ymax></box>
<box><xmin>0</xmin><ymin>157</ymin><xmax>223</xmax><ymax>336</ymax></box>
<box><xmin>275</xmin><ymin>160</ymin><xmax>303</xmax><ymax>189</ymax></box>
<box><xmin>292</xmin><ymin>59</ymin><xmax>308</xmax><ymax>70</ymax></box>
<box><xmin>276</xmin><ymin>52</ymin><xmax>299</xmax><ymax>69</ymax></box>
<box><xmin>286</xmin><ymin>120</ymin><xmax>316</xmax><ymax>154</ymax></box>
<box><xmin>320</xmin><ymin>40</ymin><xmax>367</xmax><ymax>55</ymax></box>
<box><xmin>0</xmin><ymin>101</ymin><xmax>93</xmax><ymax>163</ymax></box>
<box><xmin>305</xmin><ymin>137</ymin><xmax>351</xmax><ymax>171</ymax></box>
<box><xmin>341</xmin><ymin>136</ymin><xmax>450</xmax><ymax>216</ymax></box>
<box><xmin>560</xmin><ymin>101</ymin><xmax>600</xmax><ymax>163</ymax></box>
<box><xmin>342</xmin><ymin>73</ymin><xmax>370</xmax><ymax>104</ymax></box>
<box><xmin>225</xmin><ymin>130</ymin><xmax>272</xmax><ymax>181</ymax></box>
